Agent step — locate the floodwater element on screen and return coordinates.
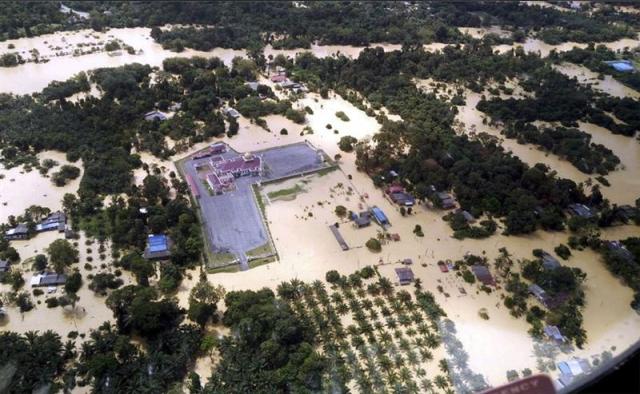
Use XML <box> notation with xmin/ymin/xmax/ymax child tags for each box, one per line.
<box><xmin>554</xmin><ymin>62</ymin><xmax>640</xmax><ymax>99</ymax></box>
<box><xmin>0</xmin><ymin>27</ymin><xmax>639</xmax><ymax>389</ymax></box>
<box><xmin>0</xmin><ymin>151</ymin><xmax>82</xmax><ymax>218</ymax></box>
<box><xmin>0</xmin><ymin>27</ymin><xmax>246</xmax><ymax>95</ymax></box>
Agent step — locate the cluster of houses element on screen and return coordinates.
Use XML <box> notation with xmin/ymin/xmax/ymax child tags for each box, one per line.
<box><xmin>349</xmin><ymin>206</ymin><xmax>391</xmax><ymax>228</ymax></box>
<box><xmin>384</xmin><ymin>185</ymin><xmax>415</xmax><ymax>207</ymax></box>
<box><xmin>528</xmin><ymin>254</ymin><xmax>561</xmax><ymax>308</ymax></box>
<box><xmin>4</xmin><ymin>211</ymin><xmax>68</xmax><ymax>241</ymax></box>
<box><xmin>270</xmin><ymin>70</ymin><xmax>308</xmax><ymax>94</ymax></box>
<box><xmin>556</xmin><ymin>357</ymin><xmax>592</xmax><ymax>388</ymax></box>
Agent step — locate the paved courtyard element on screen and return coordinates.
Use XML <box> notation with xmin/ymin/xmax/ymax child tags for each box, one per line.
<box><xmin>179</xmin><ymin>141</ymin><xmax>328</xmax><ymax>270</ymax></box>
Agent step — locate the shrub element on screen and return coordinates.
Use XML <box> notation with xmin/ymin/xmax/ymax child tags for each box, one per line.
<box><xmin>33</xmin><ymin>288</ymin><xmax>44</xmax><ymax>297</ymax></box>
<box><xmin>462</xmin><ymin>270</ymin><xmax>476</xmax><ymax>284</ymax></box>
<box><xmin>326</xmin><ymin>270</ymin><xmax>341</xmax><ymax>284</ymax></box>
<box><xmin>338</xmin><ymin>135</ymin><xmax>358</xmax><ymax>152</ymax></box>
<box><xmin>554</xmin><ymin>244</ymin><xmax>571</xmax><ymax>260</ymax></box>
<box><xmin>335</xmin><ymin>205</ymin><xmax>347</xmax><ymax>218</ymax></box>
<box><xmin>413</xmin><ymin>225</ymin><xmax>424</xmax><ymax>237</ymax></box>
<box><xmin>365</xmin><ymin>238</ymin><xmax>382</xmax><ymax>252</ymax></box>
<box><xmin>45</xmin><ymin>297</ymin><xmax>59</xmax><ymax>308</ymax></box>
<box><xmin>280</xmin><ymin>128</ymin><xmax>288</xmax><ymax>135</ymax></box>
<box><xmin>335</xmin><ymin>111</ymin><xmax>350</xmax><ymax>121</ymax></box>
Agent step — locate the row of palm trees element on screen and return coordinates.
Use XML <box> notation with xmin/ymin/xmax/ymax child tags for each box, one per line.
<box><xmin>276</xmin><ymin>267</ymin><xmax>456</xmax><ymax>393</ymax></box>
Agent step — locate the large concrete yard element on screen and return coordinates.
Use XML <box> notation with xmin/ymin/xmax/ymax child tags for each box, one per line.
<box><xmin>178</xmin><ymin>141</ymin><xmax>329</xmax><ymax>270</ymax></box>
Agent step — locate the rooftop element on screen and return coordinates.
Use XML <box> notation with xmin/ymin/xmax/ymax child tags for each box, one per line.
<box><xmin>395</xmin><ymin>267</ymin><xmax>415</xmax><ymax>284</ymax></box>
<box><xmin>143</xmin><ymin>234</ymin><xmax>172</xmax><ymax>260</ymax></box>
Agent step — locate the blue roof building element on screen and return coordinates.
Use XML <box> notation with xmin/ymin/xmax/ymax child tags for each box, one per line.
<box><xmin>143</xmin><ymin>234</ymin><xmax>172</xmax><ymax>260</ymax></box>
<box><xmin>370</xmin><ymin>206</ymin><xmax>389</xmax><ymax>226</ymax></box>
<box><xmin>605</xmin><ymin>60</ymin><xmax>635</xmax><ymax>73</ymax></box>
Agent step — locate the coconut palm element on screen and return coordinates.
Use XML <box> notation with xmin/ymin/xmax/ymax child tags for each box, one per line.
<box><xmin>406</xmin><ymin>350</ymin><xmax>419</xmax><ymax>367</ymax></box>
<box><xmin>374</xmin><ymin>297</ymin><xmax>386</xmax><ymax>309</ymax></box>
<box><xmin>378</xmin><ymin>277</ymin><xmax>394</xmax><ymax>296</ymax></box>
<box><xmin>425</xmin><ymin>332</ymin><xmax>441</xmax><ymax>349</ymax></box>
<box><xmin>420</xmin><ymin>349</ymin><xmax>433</xmax><ymax>363</ymax></box>
<box><xmin>415</xmin><ymin>367</ymin><xmax>426</xmax><ymax>378</ymax></box>
<box><xmin>420</xmin><ymin>378</ymin><xmax>434</xmax><ymax>393</ymax></box>
<box><xmin>405</xmin><ymin>328</ymin><xmax>417</xmax><ymax>337</ymax></box>
<box><xmin>434</xmin><ymin>375</ymin><xmax>449</xmax><ymax>390</ymax></box>
<box><xmin>399</xmin><ymin>366</ymin><xmax>413</xmax><ymax>384</ymax></box>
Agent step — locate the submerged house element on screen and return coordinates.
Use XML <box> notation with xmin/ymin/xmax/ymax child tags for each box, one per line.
<box><xmin>143</xmin><ymin>234</ymin><xmax>172</xmax><ymax>260</ymax></box>
<box><xmin>144</xmin><ymin>110</ymin><xmax>167</xmax><ymax>121</ymax></box>
<box><xmin>352</xmin><ymin>211</ymin><xmax>371</xmax><ymax>228</ymax></box>
<box><xmin>36</xmin><ymin>211</ymin><xmax>66</xmax><ymax>233</ymax></box>
<box><xmin>385</xmin><ymin>185</ymin><xmax>415</xmax><ymax>207</ymax></box>
<box><xmin>395</xmin><ymin>267</ymin><xmax>415</xmax><ymax>285</ymax></box>
<box><xmin>434</xmin><ymin>192</ymin><xmax>456</xmax><ymax>209</ymax></box>
<box><xmin>541</xmin><ymin>252</ymin><xmax>561</xmax><ymax>270</ymax></box>
<box><xmin>544</xmin><ymin>325</ymin><xmax>567</xmax><ymax>343</ymax></box>
<box><xmin>604</xmin><ymin>60</ymin><xmax>635</xmax><ymax>73</ymax></box>
<box><xmin>557</xmin><ymin>358</ymin><xmax>592</xmax><ymax>387</ymax></box>
<box><xmin>223</xmin><ymin>107</ymin><xmax>241</xmax><ymax>119</ymax></box>
<box><xmin>5</xmin><ymin>223</ymin><xmax>29</xmax><ymax>240</ymax></box>
<box><xmin>605</xmin><ymin>241</ymin><xmax>635</xmax><ymax>262</ymax></box>
<box><xmin>568</xmin><ymin>204</ymin><xmax>595</xmax><ymax>219</ymax></box>
<box><xmin>370</xmin><ymin>206</ymin><xmax>390</xmax><ymax>226</ymax></box>
<box><xmin>471</xmin><ymin>265</ymin><xmax>495</xmax><ymax>286</ymax></box>
<box><xmin>0</xmin><ymin>260</ymin><xmax>10</xmax><ymax>278</ymax></box>
<box><xmin>31</xmin><ymin>272</ymin><xmax>67</xmax><ymax>287</ymax></box>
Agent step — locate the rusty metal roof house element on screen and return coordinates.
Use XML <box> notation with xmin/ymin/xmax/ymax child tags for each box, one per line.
<box><xmin>471</xmin><ymin>265</ymin><xmax>495</xmax><ymax>286</ymax></box>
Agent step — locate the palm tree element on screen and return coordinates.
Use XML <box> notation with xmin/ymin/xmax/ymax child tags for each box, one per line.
<box><xmin>420</xmin><ymin>349</ymin><xmax>433</xmax><ymax>363</ymax></box>
<box><xmin>434</xmin><ymin>375</ymin><xmax>449</xmax><ymax>390</ymax></box>
<box><xmin>378</xmin><ymin>277</ymin><xmax>394</xmax><ymax>296</ymax></box>
<box><xmin>399</xmin><ymin>366</ymin><xmax>413</xmax><ymax>385</ymax></box>
<box><xmin>420</xmin><ymin>378</ymin><xmax>434</xmax><ymax>393</ymax></box>
<box><xmin>374</xmin><ymin>297</ymin><xmax>386</xmax><ymax>309</ymax></box>
<box><xmin>425</xmin><ymin>332</ymin><xmax>440</xmax><ymax>349</ymax></box>
<box><xmin>415</xmin><ymin>367</ymin><xmax>426</xmax><ymax>378</ymax></box>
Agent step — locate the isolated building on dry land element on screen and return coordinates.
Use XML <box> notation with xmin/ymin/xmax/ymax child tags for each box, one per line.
<box><xmin>5</xmin><ymin>223</ymin><xmax>28</xmax><ymax>240</ymax></box>
<box><xmin>471</xmin><ymin>265</ymin><xmax>495</xmax><ymax>286</ymax></box>
<box><xmin>143</xmin><ymin>234</ymin><xmax>172</xmax><ymax>260</ymax></box>
<box><xmin>31</xmin><ymin>272</ymin><xmax>66</xmax><ymax>287</ymax></box>
<box><xmin>144</xmin><ymin>110</ymin><xmax>167</xmax><ymax>121</ymax></box>
<box><xmin>395</xmin><ymin>267</ymin><xmax>415</xmax><ymax>285</ymax></box>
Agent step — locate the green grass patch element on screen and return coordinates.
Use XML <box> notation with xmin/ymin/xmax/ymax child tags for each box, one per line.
<box><xmin>208</xmin><ymin>264</ymin><xmax>241</xmax><ymax>274</ymax></box>
<box><xmin>248</xmin><ymin>256</ymin><xmax>277</xmax><ymax>269</ymax></box>
<box><xmin>207</xmin><ymin>251</ymin><xmax>236</xmax><ymax>268</ymax></box>
<box><xmin>246</xmin><ymin>242</ymin><xmax>273</xmax><ymax>258</ymax></box>
<box><xmin>315</xmin><ymin>166</ymin><xmax>338</xmax><ymax>177</ymax></box>
<box><xmin>267</xmin><ymin>184</ymin><xmax>303</xmax><ymax>199</ymax></box>
<box><xmin>252</xmin><ymin>184</ymin><xmax>266</xmax><ymax>216</ymax></box>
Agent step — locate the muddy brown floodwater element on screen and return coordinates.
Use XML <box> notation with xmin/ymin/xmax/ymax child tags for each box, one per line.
<box><xmin>0</xmin><ymin>27</ymin><xmax>639</xmax><ymax>391</ymax></box>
